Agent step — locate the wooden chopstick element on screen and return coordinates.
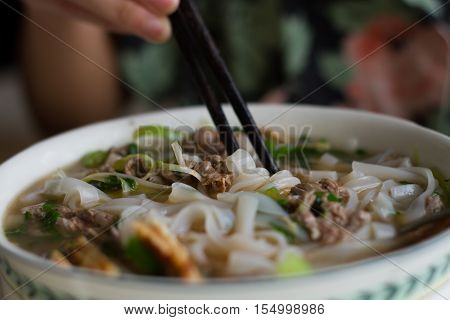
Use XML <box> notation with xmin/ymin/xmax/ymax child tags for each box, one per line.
<box><xmin>170</xmin><ymin>0</ymin><xmax>279</xmax><ymax>174</ymax></box>
<box><xmin>171</xmin><ymin>9</ymin><xmax>239</xmax><ymax>155</ymax></box>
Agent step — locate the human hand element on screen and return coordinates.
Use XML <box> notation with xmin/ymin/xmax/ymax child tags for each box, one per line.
<box><xmin>24</xmin><ymin>0</ymin><xmax>180</xmax><ymax>43</ymax></box>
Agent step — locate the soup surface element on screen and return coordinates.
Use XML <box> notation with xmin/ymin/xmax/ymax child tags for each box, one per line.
<box><xmin>4</xmin><ymin>126</ymin><xmax>449</xmax><ymax>280</ymax></box>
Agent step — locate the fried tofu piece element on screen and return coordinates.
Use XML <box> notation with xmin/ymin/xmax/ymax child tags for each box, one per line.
<box><xmin>64</xmin><ymin>236</ymin><xmax>120</xmax><ymax>275</ymax></box>
<box><xmin>133</xmin><ymin>221</ymin><xmax>201</xmax><ymax>282</ymax></box>
<box><xmin>49</xmin><ymin>250</ymin><xmax>72</xmax><ymax>268</ymax></box>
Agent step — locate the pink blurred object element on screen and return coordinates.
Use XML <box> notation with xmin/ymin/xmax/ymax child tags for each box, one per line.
<box><xmin>344</xmin><ymin>15</ymin><xmax>449</xmax><ymax>119</ymax></box>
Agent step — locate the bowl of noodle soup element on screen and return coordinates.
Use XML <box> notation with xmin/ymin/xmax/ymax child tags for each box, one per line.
<box><xmin>0</xmin><ymin>104</ymin><xmax>449</xmax><ymax>299</ymax></box>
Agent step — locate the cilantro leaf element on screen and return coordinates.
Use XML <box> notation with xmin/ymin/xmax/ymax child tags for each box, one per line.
<box><xmin>42</xmin><ymin>201</ymin><xmax>60</xmax><ymax>230</ymax></box>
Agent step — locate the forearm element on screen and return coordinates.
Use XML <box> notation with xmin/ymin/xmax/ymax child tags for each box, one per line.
<box><xmin>21</xmin><ymin>6</ymin><xmax>122</xmax><ymax>134</ymax></box>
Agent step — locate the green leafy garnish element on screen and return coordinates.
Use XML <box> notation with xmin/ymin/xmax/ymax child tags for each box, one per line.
<box><xmin>80</xmin><ymin>150</ymin><xmax>108</xmax><ymax>168</ymax></box>
<box><xmin>262</xmin><ymin>187</ymin><xmax>289</xmax><ymax>206</ymax></box>
<box><xmin>327</xmin><ymin>193</ymin><xmax>342</xmax><ymax>203</ymax></box>
<box><xmin>314</xmin><ymin>191</ymin><xmax>325</xmax><ymax>198</ymax></box>
<box><xmin>42</xmin><ymin>201</ymin><xmax>60</xmax><ymax>230</ymax></box>
<box><xmin>89</xmin><ymin>175</ymin><xmax>137</xmax><ymax>193</ymax></box>
<box><xmin>270</xmin><ymin>223</ymin><xmax>296</xmax><ymax>243</ymax></box>
<box><xmin>125</xmin><ymin>236</ymin><xmax>163</xmax><ymax>274</ymax></box>
<box><xmin>127</xmin><ymin>143</ymin><xmax>138</xmax><ymax>155</ymax></box>
<box><xmin>123</xmin><ymin>178</ymin><xmax>137</xmax><ymax>189</ymax></box>
<box><xmin>276</xmin><ymin>253</ymin><xmax>312</xmax><ymax>275</ymax></box>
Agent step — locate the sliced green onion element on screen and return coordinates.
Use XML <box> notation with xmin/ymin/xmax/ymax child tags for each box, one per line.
<box><xmin>262</xmin><ymin>187</ymin><xmax>288</xmax><ymax>206</ymax></box>
<box><xmin>113</xmin><ymin>154</ymin><xmax>154</xmax><ymax>172</ymax></box>
<box><xmin>276</xmin><ymin>252</ymin><xmax>312</xmax><ymax>275</ymax></box>
<box><xmin>80</xmin><ymin>150</ymin><xmax>108</xmax><ymax>168</ymax></box>
<box><xmin>133</xmin><ymin>126</ymin><xmax>184</xmax><ymax>141</ymax></box>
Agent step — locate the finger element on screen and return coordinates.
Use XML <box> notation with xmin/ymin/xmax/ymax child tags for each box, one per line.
<box><xmin>67</xmin><ymin>0</ymin><xmax>171</xmax><ymax>42</ymax></box>
<box><xmin>134</xmin><ymin>0</ymin><xmax>180</xmax><ymax>16</ymax></box>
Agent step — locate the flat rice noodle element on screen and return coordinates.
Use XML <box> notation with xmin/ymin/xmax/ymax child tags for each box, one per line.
<box><xmin>217</xmin><ymin>192</ymin><xmax>286</xmax><ymax>216</ymax></box>
<box><xmin>344</xmin><ymin>176</ymin><xmax>381</xmax><ymax>193</ymax></box>
<box><xmin>42</xmin><ymin>176</ymin><xmax>110</xmax><ymax>209</ymax></box>
<box><xmin>403</xmin><ymin>167</ymin><xmax>436</xmax><ymax>222</ymax></box>
<box><xmin>226</xmin><ymin>251</ymin><xmax>274</xmax><ymax>276</ymax></box>
<box><xmin>352</xmin><ymin>162</ymin><xmax>426</xmax><ymax>185</ymax></box>
<box><xmin>234</xmin><ymin>194</ymin><xmax>258</xmax><ymax>238</ymax></box>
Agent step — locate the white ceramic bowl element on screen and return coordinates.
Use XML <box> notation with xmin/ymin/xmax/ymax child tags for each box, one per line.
<box><xmin>0</xmin><ymin>105</ymin><xmax>449</xmax><ymax>299</ymax></box>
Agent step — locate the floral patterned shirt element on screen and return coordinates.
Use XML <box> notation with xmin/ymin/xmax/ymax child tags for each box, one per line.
<box><xmin>119</xmin><ymin>0</ymin><xmax>449</xmax><ymax>134</ymax></box>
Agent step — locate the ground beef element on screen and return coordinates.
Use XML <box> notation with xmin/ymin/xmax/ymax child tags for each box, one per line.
<box><xmin>205</xmin><ymin>155</ymin><xmax>229</xmax><ymax>174</ymax></box>
<box><xmin>22</xmin><ymin>203</ymin><xmax>118</xmax><ymax>239</ymax></box>
<box><xmin>145</xmin><ymin>174</ymin><xmax>166</xmax><ymax>185</ymax></box>
<box><xmin>288</xmin><ymin>181</ymin><xmax>371</xmax><ymax>244</ymax></box>
<box><xmin>96</xmin><ymin>146</ymin><xmax>128</xmax><ymax>173</ymax></box>
<box><xmin>182</xmin><ymin>128</ymin><xmax>226</xmax><ymax>157</ymax></box>
<box><xmin>78</xmin><ymin>208</ymin><xmax>118</xmax><ymax>228</ymax></box>
<box><xmin>290</xmin><ymin>182</ymin><xmax>323</xmax><ymax>197</ymax></box>
<box><xmin>317</xmin><ymin>219</ymin><xmax>344</xmax><ymax>244</ymax></box>
<box><xmin>194</xmin><ymin>157</ymin><xmax>232</xmax><ymax>196</ymax></box>
<box><xmin>56</xmin><ymin>216</ymin><xmax>98</xmax><ymax>237</ymax></box>
<box><xmin>124</xmin><ymin>157</ymin><xmax>148</xmax><ymax>178</ymax></box>
<box><xmin>322</xmin><ymin>202</ymin><xmax>349</xmax><ymax>226</ymax></box>
<box><xmin>319</xmin><ymin>179</ymin><xmax>349</xmax><ymax>200</ymax></box>
<box><xmin>23</xmin><ymin>203</ymin><xmax>74</xmax><ymax>220</ymax></box>
<box><xmin>297</xmin><ymin>206</ymin><xmax>321</xmax><ymax>240</ymax></box>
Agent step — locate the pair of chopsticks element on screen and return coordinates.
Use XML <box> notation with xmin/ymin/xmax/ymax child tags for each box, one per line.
<box><xmin>169</xmin><ymin>0</ymin><xmax>279</xmax><ymax>174</ymax></box>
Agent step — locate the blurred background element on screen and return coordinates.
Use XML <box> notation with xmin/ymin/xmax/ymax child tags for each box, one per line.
<box><xmin>0</xmin><ymin>0</ymin><xmax>449</xmax><ymax>162</ymax></box>
<box><xmin>0</xmin><ymin>1</ymin><xmax>43</xmax><ymax>161</ymax></box>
